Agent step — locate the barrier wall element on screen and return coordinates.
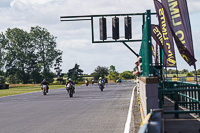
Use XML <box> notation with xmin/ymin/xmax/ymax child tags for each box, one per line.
<box><xmin>139</xmin><ymin>77</ymin><xmax>159</xmax><ymax>120</ymax></box>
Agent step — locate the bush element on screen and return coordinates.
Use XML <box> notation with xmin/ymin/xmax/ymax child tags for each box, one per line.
<box><xmin>186</xmin><ymin>72</ymin><xmax>193</xmax><ymax>77</ymax></box>
<box><xmin>107</xmin><ymin>71</ymin><xmax>119</xmax><ymax>81</ymax></box>
<box><xmin>119</xmin><ymin>71</ymin><xmax>135</xmax><ymax>79</ymax></box>
<box><xmin>0</xmin><ymin>76</ymin><xmax>5</xmax><ymax>84</ymax></box>
<box><xmin>6</xmin><ymin>74</ymin><xmax>21</xmax><ymax>84</ymax></box>
<box><xmin>172</xmin><ymin>74</ymin><xmax>176</xmax><ymax>77</ymax></box>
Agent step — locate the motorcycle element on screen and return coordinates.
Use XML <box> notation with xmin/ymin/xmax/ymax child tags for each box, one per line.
<box><xmin>98</xmin><ymin>80</ymin><xmax>104</xmax><ymax>91</ymax></box>
<box><xmin>66</xmin><ymin>83</ymin><xmax>75</xmax><ymax>97</ymax></box>
<box><xmin>85</xmin><ymin>80</ymin><xmax>89</xmax><ymax>86</ymax></box>
<box><xmin>42</xmin><ymin>85</ymin><xmax>48</xmax><ymax>95</ymax></box>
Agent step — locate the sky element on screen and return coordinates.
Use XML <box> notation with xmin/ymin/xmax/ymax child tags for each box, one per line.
<box><xmin>0</xmin><ymin>0</ymin><xmax>200</xmax><ymax>74</ymax></box>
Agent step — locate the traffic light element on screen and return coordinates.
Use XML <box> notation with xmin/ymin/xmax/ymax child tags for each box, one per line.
<box><xmin>99</xmin><ymin>17</ymin><xmax>107</xmax><ymax>40</ymax></box>
<box><xmin>124</xmin><ymin>17</ymin><xmax>132</xmax><ymax>39</ymax></box>
<box><xmin>112</xmin><ymin>17</ymin><xmax>119</xmax><ymax>40</ymax></box>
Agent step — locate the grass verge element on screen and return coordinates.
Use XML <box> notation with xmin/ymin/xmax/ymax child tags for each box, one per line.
<box><xmin>0</xmin><ymin>84</ymin><xmax>82</xmax><ymax>97</ymax></box>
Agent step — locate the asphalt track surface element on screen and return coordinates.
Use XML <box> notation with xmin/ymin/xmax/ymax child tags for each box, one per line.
<box><xmin>0</xmin><ymin>83</ymin><xmax>134</xmax><ymax>133</ymax></box>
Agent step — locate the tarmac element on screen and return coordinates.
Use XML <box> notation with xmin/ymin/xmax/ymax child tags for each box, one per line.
<box><xmin>163</xmin><ymin>97</ymin><xmax>200</xmax><ymax>133</ymax></box>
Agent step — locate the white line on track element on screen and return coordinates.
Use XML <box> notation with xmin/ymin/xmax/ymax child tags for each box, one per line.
<box><xmin>124</xmin><ymin>86</ymin><xmax>136</xmax><ymax>133</ymax></box>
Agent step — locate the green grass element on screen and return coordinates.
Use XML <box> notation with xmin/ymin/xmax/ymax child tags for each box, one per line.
<box><xmin>0</xmin><ymin>84</ymin><xmax>82</xmax><ymax>97</ymax></box>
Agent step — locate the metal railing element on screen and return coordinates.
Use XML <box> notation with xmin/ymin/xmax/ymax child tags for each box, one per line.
<box><xmin>159</xmin><ymin>80</ymin><xmax>200</xmax><ymax>118</ymax></box>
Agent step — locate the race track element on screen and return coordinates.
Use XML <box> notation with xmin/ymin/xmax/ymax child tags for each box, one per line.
<box><xmin>0</xmin><ymin>82</ymin><xmax>135</xmax><ymax>133</ymax></box>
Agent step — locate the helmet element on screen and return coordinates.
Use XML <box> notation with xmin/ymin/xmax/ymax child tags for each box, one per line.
<box><xmin>68</xmin><ymin>78</ymin><xmax>72</xmax><ymax>81</ymax></box>
<box><xmin>43</xmin><ymin>79</ymin><xmax>46</xmax><ymax>82</ymax></box>
<box><xmin>99</xmin><ymin>77</ymin><xmax>102</xmax><ymax>80</ymax></box>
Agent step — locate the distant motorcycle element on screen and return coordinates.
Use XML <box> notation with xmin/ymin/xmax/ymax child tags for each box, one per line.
<box><xmin>92</xmin><ymin>80</ymin><xmax>94</xmax><ymax>85</ymax></box>
<box><xmin>85</xmin><ymin>80</ymin><xmax>89</xmax><ymax>86</ymax></box>
<box><xmin>117</xmin><ymin>78</ymin><xmax>122</xmax><ymax>83</ymax></box>
<box><xmin>98</xmin><ymin>80</ymin><xmax>104</xmax><ymax>91</ymax></box>
<box><xmin>66</xmin><ymin>83</ymin><xmax>75</xmax><ymax>97</ymax></box>
<box><xmin>42</xmin><ymin>85</ymin><xmax>48</xmax><ymax>95</ymax></box>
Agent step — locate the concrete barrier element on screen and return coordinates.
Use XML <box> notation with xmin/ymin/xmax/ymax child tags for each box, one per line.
<box><xmin>139</xmin><ymin>77</ymin><xmax>159</xmax><ymax>121</ymax></box>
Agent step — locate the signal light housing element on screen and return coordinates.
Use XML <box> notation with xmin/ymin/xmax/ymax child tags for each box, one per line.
<box><xmin>112</xmin><ymin>17</ymin><xmax>119</xmax><ymax>40</ymax></box>
<box><xmin>124</xmin><ymin>17</ymin><xmax>132</xmax><ymax>39</ymax></box>
<box><xmin>99</xmin><ymin>18</ymin><xmax>107</xmax><ymax>40</ymax></box>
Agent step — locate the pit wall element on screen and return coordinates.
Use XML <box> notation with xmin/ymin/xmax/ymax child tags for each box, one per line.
<box><xmin>139</xmin><ymin>77</ymin><xmax>159</xmax><ymax>120</ymax></box>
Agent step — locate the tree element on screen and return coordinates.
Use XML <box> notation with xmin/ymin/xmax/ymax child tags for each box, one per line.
<box><xmin>54</xmin><ymin>55</ymin><xmax>63</xmax><ymax>83</ymax></box>
<box><xmin>30</xmin><ymin>26</ymin><xmax>62</xmax><ymax>78</ymax></box>
<box><xmin>0</xmin><ymin>33</ymin><xmax>6</xmax><ymax>73</ymax></box>
<box><xmin>109</xmin><ymin>65</ymin><xmax>116</xmax><ymax>73</ymax></box>
<box><xmin>107</xmin><ymin>71</ymin><xmax>119</xmax><ymax>81</ymax></box>
<box><xmin>54</xmin><ymin>55</ymin><xmax>63</xmax><ymax>77</ymax></box>
<box><xmin>119</xmin><ymin>71</ymin><xmax>135</xmax><ymax>79</ymax></box>
<box><xmin>67</xmin><ymin>63</ymin><xmax>83</xmax><ymax>82</ymax></box>
<box><xmin>1</xmin><ymin>26</ymin><xmax>62</xmax><ymax>83</ymax></box>
<box><xmin>191</xmin><ymin>69</ymin><xmax>200</xmax><ymax>75</ymax></box>
<box><xmin>167</xmin><ymin>69</ymin><xmax>176</xmax><ymax>74</ymax></box>
<box><xmin>186</xmin><ymin>72</ymin><xmax>193</xmax><ymax>77</ymax></box>
<box><xmin>91</xmin><ymin>66</ymin><xmax>109</xmax><ymax>80</ymax></box>
<box><xmin>0</xmin><ymin>76</ymin><xmax>5</xmax><ymax>84</ymax></box>
<box><xmin>28</xmin><ymin>56</ymin><xmax>42</xmax><ymax>84</ymax></box>
<box><xmin>172</xmin><ymin>74</ymin><xmax>177</xmax><ymax>77</ymax></box>
<box><xmin>5</xmin><ymin>74</ymin><xmax>21</xmax><ymax>84</ymax></box>
<box><xmin>197</xmin><ymin>69</ymin><xmax>200</xmax><ymax>74</ymax></box>
<box><xmin>180</xmin><ymin>69</ymin><xmax>188</xmax><ymax>74</ymax></box>
<box><xmin>3</xmin><ymin>28</ymin><xmax>32</xmax><ymax>83</ymax></box>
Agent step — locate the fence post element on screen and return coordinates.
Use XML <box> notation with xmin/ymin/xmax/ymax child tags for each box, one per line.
<box><xmin>198</xmin><ymin>89</ymin><xmax>200</xmax><ymax>117</ymax></box>
<box><xmin>174</xmin><ymin>91</ymin><xmax>179</xmax><ymax>118</ymax></box>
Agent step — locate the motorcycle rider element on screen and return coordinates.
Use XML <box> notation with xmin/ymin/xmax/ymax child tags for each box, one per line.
<box><xmin>92</xmin><ymin>78</ymin><xmax>95</xmax><ymax>85</ymax></box>
<box><xmin>85</xmin><ymin>78</ymin><xmax>89</xmax><ymax>86</ymax></box>
<box><xmin>98</xmin><ymin>77</ymin><xmax>104</xmax><ymax>86</ymax></box>
<box><xmin>65</xmin><ymin>78</ymin><xmax>75</xmax><ymax>93</ymax></box>
<box><xmin>40</xmin><ymin>79</ymin><xmax>49</xmax><ymax>93</ymax></box>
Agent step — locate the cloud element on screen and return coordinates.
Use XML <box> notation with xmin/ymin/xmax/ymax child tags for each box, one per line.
<box><xmin>0</xmin><ymin>0</ymin><xmax>13</xmax><ymax>7</ymax></box>
<box><xmin>0</xmin><ymin>0</ymin><xmax>200</xmax><ymax>74</ymax></box>
<box><xmin>10</xmin><ymin>0</ymin><xmax>53</xmax><ymax>7</ymax></box>
<box><xmin>188</xmin><ymin>0</ymin><xmax>200</xmax><ymax>13</ymax></box>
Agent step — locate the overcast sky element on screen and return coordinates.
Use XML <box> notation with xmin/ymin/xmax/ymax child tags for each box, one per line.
<box><xmin>0</xmin><ymin>0</ymin><xmax>200</xmax><ymax>74</ymax></box>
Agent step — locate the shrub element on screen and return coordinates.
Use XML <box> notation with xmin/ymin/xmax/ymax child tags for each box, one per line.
<box><xmin>172</xmin><ymin>74</ymin><xmax>176</xmax><ymax>77</ymax></box>
<box><xmin>6</xmin><ymin>74</ymin><xmax>21</xmax><ymax>84</ymax></box>
<box><xmin>0</xmin><ymin>76</ymin><xmax>5</xmax><ymax>84</ymax></box>
<box><xmin>186</xmin><ymin>72</ymin><xmax>193</xmax><ymax>77</ymax></box>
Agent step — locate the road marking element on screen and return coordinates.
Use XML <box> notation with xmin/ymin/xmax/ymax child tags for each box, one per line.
<box><xmin>124</xmin><ymin>86</ymin><xmax>135</xmax><ymax>133</ymax></box>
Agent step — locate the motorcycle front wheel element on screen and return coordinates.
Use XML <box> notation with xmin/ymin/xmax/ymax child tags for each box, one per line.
<box><xmin>69</xmin><ymin>89</ymin><xmax>73</xmax><ymax>97</ymax></box>
<box><xmin>43</xmin><ymin>90</ymin><xmax>46</xmax><ymax>95</ymax></box>
<box><xmin>43</xmin><ymin>88</ymin><xmax>47</xmax><ymax>95</ymax></box>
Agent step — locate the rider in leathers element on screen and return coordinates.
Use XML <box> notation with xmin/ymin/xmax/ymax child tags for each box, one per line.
<box><xmin>65</xmin><ymin>78</ymin><xmax>75</xmax><ymax>93</ymax></box>
<box><xmin>40</xmin><ymin>79</ymin><xmax>49</xmax><ymax>93</ymax></box>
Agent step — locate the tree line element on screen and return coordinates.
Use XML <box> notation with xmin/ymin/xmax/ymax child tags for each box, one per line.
<box><xmin>0</xmin><ymin>26</ymin><xmax>62</xmax><ymax>84</ymax></box>
<box><xmin>166</xmin><ymin>69</ymin><xmax>200</xmax><ymax>75</ymax></box>
<box><xmin>66</xmin><ymin>64</ymin><xmax>200</xmax><ymax>83</ymax></box>
<box><xmin>91</xmin><ymin>65</ymin><xmax>135</xmax><ymax>81</ymax></box>
<box><xmin>65</xmin><ymin>64</ymin><xmax>135</xmax><ymax>83</ymax></box>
